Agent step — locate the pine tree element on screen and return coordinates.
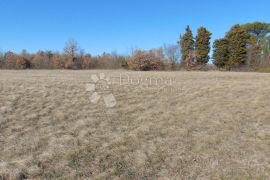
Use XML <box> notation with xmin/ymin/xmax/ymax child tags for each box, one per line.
<box><xmin>241</xmin><ymin>22</ymin><xmax>270</xmax><ymax>67</ymax></box>
<box><xmin>195</xmin><ymin>27</ymin><xmax>212</xmax><ymax>64</ymax></box>
<box><xmin>180</xmin><ymin>25</ymin><xmax>194</xmax><ymax>66</ymax></box>
<box><xmin>226</xmin><ymin>25</ymin><xmax>248</xmax><ymax>68</ymax></box>
<box><xmin>213</xmin><ymin>38</ymin><xmax>230</xmax><ymax>68</ymax></box>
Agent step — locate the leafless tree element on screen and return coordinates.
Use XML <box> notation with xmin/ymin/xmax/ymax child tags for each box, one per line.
<box><xmin>163</xmin><ymin>44</ymin><xmax>181</xmax><ymax>63</ymax></box>
<box><xmin>64</xmin><ymin>39</ymin><xmax>79</xmax><ymax>59</ymax></box>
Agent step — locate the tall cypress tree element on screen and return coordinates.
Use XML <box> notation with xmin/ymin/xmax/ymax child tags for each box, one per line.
<box><xmin>213</xmin><ymin>38</ymin><xmax>230</xmax><ymax>68</ymax></box>
<box><xmin>226</xmin><ymin>25</ymin><xmax>248</xmax><ymax>68</ymax></box>
<box><xmin>195</xmin><ymin>27</ymin><xmax>212</xmax><ymax>64</ymax></box>
<box><xmin>180</xmin><ymin>25</ymin><xmax>194</xmax><ymax>65</ymax></box>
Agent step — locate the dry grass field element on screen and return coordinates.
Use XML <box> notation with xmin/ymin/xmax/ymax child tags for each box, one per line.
<box><xmin>0</xmin><ymin>70</ymin><xmax>270</xmax><ymax>179</ymax></box>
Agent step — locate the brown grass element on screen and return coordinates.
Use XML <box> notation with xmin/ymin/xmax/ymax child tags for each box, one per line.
<box><xmin>0</xmin><ymin>70</ymin><xmax>270</xmax><ymax>179</ymax></box>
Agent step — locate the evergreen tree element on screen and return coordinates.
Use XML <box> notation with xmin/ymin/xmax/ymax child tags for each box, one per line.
<box><xmin>213</xmin><ymin>38</ymin><xmax>230</xmax><ymax>68</ymax></box>
<box><xmin>195</xmin><ymin>27</ymin><xmax>212</xmax><ymax>64</ymax></box>
<box><xmin>226</xmin><ymin>25</ymin><xmax>248</xmax><ymax>68</ymax></box>
<box><xmin>180</xmin><ymin>25</ymin><xmax>194</xmax><ymax>66</ymax></box>
<box><xmin>241</xmin><ymin>22</ymin><xmax>270</xmax><ymax>67</ymax></box>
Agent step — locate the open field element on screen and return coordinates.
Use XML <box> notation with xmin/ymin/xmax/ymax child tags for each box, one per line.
<box><xmin>0</xmin><ymin>70</ymin><xmax>270</xmax><ymax>179</ymax></box>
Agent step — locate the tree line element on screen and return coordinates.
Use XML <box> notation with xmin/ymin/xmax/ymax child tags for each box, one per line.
<box><xmin>180</xmin><ymin>22</ymin><xmax>270</xmax><ymax>71</ymax></box>
<box><xmin>0</xmin><ymin>40</ymin><xmax>181</xmax><ymax>71</ymax></box>
<box><xmin>0</xmin><ymin>22</ymin><xmax>269</xmax><ymax>71</ymax></box>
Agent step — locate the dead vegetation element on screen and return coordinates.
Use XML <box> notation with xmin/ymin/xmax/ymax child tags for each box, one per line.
<box><xmin>0</xmin><ymin>70</ymin><xmax>270</xmax><ymax>179</ymax></box>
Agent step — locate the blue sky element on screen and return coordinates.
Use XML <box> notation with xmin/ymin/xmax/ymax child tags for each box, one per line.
<box><xmin>0</xmin><ymin>0</ymin><xmax>269</xmax><ymax>55</ymax></box>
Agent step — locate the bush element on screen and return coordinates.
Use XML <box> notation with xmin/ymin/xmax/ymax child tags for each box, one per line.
<box><xmin>93</xmin><ymin>53</ymin><xmax>126</xmax><ymax>69</ymax></box>
<box><xmin>16</xmin><ymin>57</ymin><xmax>31</xmax><ymax>69</ymax></box>
<box><xmin>128</xmin><ymin>50</ymin><xmax>162</xmax><ymax>71</ymax></box>
<box><xmin>4</xmin><ymin>51</ymin><xmax>17</xmax><ymax>69</ymax></box>
<box><xmin>32</xmin><ymin>53</ymin><xmax>43</xmax><ymax>69</ymax></box>
<box><xmin>32</xmin><ymin>51</ymin><xmax>51</xmax><ymax>69</ymax></box>
<box><xmin>81</xmin><ymin>54</ymin><xmax>93</xmax><ymax>69</ymax></box>
<box><xmin>64</xmin><ymin>57</ymin><xmax>74</xmax><ymax>69</ymax></box>
<box><xmin>51</xmin><ymin>54</ymin><xmax>64</xmax><ymax>69</ymax></box>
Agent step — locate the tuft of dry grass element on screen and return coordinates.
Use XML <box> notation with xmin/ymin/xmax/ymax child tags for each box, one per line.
<box><xmin>0</xmin><ymin>70</ymin><xmax>270</xmax><ymax>179</ymax></box>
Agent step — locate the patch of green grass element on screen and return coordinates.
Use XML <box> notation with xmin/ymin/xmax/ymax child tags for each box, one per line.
<box><xmin>257</xmin><ymin>67</ymin><xmax>270</xmax><ymax>73</ymax></box>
